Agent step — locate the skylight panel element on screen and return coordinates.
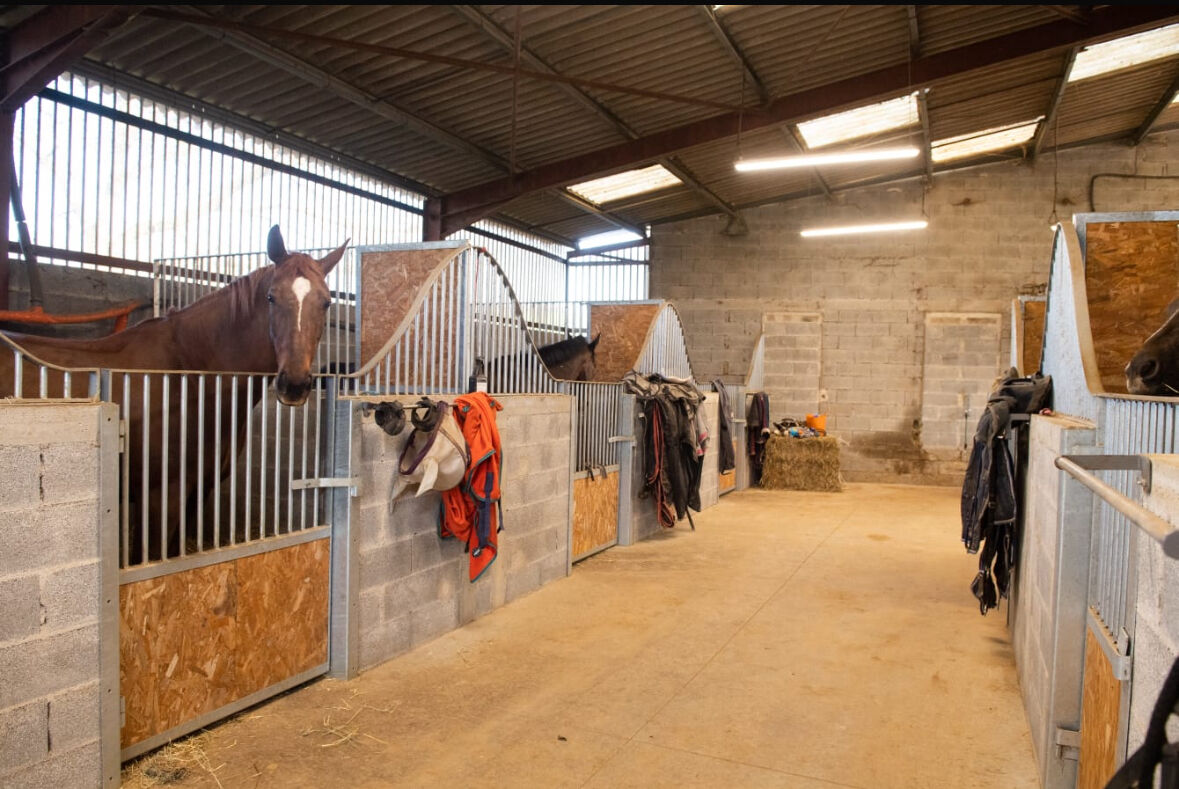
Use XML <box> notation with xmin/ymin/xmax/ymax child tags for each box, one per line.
<box><xmin>567</xmin><ymin>165</ymin><xmax>682</xmax><ymax>206</ymax></box>
<box><xmin>1069</xmin><ymin>23</ymin><xmax>1179</xmax><ymax>83</ymax></box>
<box><xmin>796</xmin><ymin>93</ymin><xmax>920</xmax><ymax>149</ymax></box>
<box><xmin>577</xmin><ymin>229</ymin><xmax>644</xmax><ymax>250</ymax></box>
<box><xmin>930</xmin><ymin>119</ymin><xmax>1042</xmax><ymax>163</ymax></box>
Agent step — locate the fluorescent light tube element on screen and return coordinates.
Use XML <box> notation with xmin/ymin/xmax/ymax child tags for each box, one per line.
<box><xmin>800</xmin><ymin>220</ymin><xmax>928</xmax><ymax>238</ymax></box>
<box><xmin>736</xmin><ymin>147</ymin><xmax>919</xmax><ymax>172</ymax></box>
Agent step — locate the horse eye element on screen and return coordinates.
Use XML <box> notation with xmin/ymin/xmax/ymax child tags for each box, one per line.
<box><xmin>323</xmin><ymin>298</ymin><xmax>331</xmax><ymax>309</ymax></box>
<box><xmin>266</xmin><ymin>292</ymin><xmax>275</xmax><ymax>303</ymax></box>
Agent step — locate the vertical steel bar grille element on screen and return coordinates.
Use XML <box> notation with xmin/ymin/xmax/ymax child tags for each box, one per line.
<box><xmin>635</xmin><ymin>304</ymin><xmax>696</xmax><ymax>381</ymax></box>
<box><xmin>1090</xmin><ymin>396</ymin><xmax>1179</xmax><ymax>636</ymax></box>
<box><xmin>569</xmin><ymin>381</ymin><xmax>624</xmax><ymax>471</ymax></box>
<box><xmin>111</xmin><ymin>369</ymin><xmax>328</xmax><ymax>569</ymax></box>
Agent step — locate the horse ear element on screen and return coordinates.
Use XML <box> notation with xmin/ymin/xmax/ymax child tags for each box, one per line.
<box><xmin>1165</xmin><ymin>297</ymin><xmax>1179</xmax><ymax>322</ymax></box>
<box><xmin>267</xmin><ymin>225</ymin><xmax>288</xmax><ymax>264</ymax></box>
<box><xmin>317</xmin><ymin>239</ymin><xmax>350</xmax><ymax>275</ymax></box>
<box><xmin>588</xmin><ymin>332</ymin><xmax>601</xmax><ymax>353</ymax></box>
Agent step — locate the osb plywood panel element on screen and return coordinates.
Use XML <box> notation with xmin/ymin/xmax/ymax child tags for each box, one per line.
<box><xmin>572</xmin><ymin>472</ymin><xmax>619</xmax><ymax>559</ymax></box>
<box><xmin>1078</xmin><ymin>626</ymin><xmax>1122</xmax><ymax>789</ymax></box>
<box><xmin>1085</xmin><ymin>222</ymin><xmax>1179</xmax><ymax>392</ymax></box>
<box><xmin>589</xmin><ymin>303</ymin><xmax>661</xmax><ymax>381</ymax></box>
<box><xmin>120</xmin><ymin>563</ymin><xmax>238</xmax><ymax>749</ymax></box>
<box><xmin>359</xmin><ymin>248</ymin><xmax>463</xmax><ymax>367</ymax></box>
<box><xmin>1022</xmin><ymin>300</ymin><xmax>1046</xmax><ymax>375</ymax></box>
<box><xmin>236</xmin><ymin>540</ymin><xmax>330</xmax><ymax>697</ymax></box>
<box><xmin>120</xmin><ymin>538</ymin><xmax>330</xmax><ymax>749</ymax></box>
<box><xmin>719</xmin><ymin>469</ymin><xmax>736</xmax><ymax>493</ymax></box>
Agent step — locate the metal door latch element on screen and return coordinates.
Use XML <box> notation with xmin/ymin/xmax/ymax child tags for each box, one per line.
<box><xmin>291</xmin><ymin>477</ymin><xmax>360</xmax><ymax>496</ymax></box>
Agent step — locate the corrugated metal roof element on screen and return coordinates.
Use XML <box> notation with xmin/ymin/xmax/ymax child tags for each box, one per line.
<box><xmin>9</xmin><ymin>4</ymin><xmax>1173</xmax><ymax>245</ymax></box>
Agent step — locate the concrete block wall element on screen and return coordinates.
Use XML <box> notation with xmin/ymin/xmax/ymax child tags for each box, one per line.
<box><xmin>762</xmin><ymin>312</ymin><xmax>822</xmax><ymax>420</ymax></box>
<box><xmin>651</xmin><ymin>128</ymin><xmax>1179</xmax><ymax>483</ymax></box>
<box><xmin>4</xmin><ymin>265</ymin><xmax>154</xmax><ymax>339</ymax></box>
<box><xmin>350</xmin><ymin>394</ymin><xmax>573</xmax><ymax>673</ymax></box>
<box><xmin>0</xmin><ymin>402</ymin><xmax>118</xmax><ymax>789</ymax></box>
<box><xmin>1011</xmin><ymin>414</ymin><xmax>1095</xmax><ymax>789</ymax></box>
<box><xmin>1134</xmin><ymin>455</ymin><xmax>1179</xmax><ymax>753</ymax></box>
<box><xmin>920</xmin><ymin>313</ymin><xmax>1002</xmax><ymax>456</ymax></box>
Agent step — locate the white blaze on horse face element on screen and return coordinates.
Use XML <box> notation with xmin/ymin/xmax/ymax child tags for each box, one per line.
<box><xmin>291</xmin><ymin>277</ymin><xmax>312</xmax><ymax>331</ymax></box>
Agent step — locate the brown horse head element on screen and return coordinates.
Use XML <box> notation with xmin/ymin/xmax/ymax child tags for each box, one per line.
<box><xmin>1126</xmin><ymin>297</ymin><xmax>1179</xmax><ymax>396</ymax></box>
<box><xmin>538</xmin><ymin>333</ymin><xmax>600</xmax><ymax>381</ymax></box>
<box><xmin>265</xmin><ymin>225</ymin><xmax>348</xmax><ymax>405</ymax></box>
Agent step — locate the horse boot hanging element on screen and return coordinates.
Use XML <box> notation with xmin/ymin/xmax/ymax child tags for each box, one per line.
<box><xmin>389</xmin><ymin>398</ymin><xmax>469</xmax><ymax>502</ymax></box>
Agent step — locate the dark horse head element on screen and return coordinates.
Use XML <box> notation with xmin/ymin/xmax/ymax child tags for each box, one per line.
<box><xmin>266</xmin><ymin>225</ymin><xmax>348</xmax><ymax>406</ymax></box>
<box><xmin>539</xmin><ymin>333</ymin><xmax>600</xmax><ymax>381</ymax></box>
<box><xmin>1126</xmin><ymin>297</ymin><xmax>1179</xmax><ymax>396</ymax></box>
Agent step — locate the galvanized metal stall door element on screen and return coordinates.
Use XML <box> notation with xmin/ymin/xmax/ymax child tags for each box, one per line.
<box><xmin>116</xmin><ymin>251</ymin><xmax>361</xmax><ymax>760</ymax></box>
<box><xmin>570</xmin><ymin>382</ymin><xmax>628</xmax><ymax>561</ymax></box>
<box><xmin>115</xmin><ymin>372</ymin><xmax>340</xmax><ymax>761</ymax></box>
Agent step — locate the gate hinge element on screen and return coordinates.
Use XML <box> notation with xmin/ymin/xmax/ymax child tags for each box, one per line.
<box><xmin>120</xmin><ymin>695</ymin><xmax>125</xmax><ymax>729</ymax></box>
<box><xmin>118</xmin><ymin>420</ymin><xmax>126</xmax><ymax>454</ymax></box>
<box><xmin>291</xmin><ymin>477</ymin><xmax>360</xmax><ymax>496</ymax></box>
<box><xmin>1055</xmin><ymin>727</ymin><xmax>1080</xmax><ymax>761</ymax></box>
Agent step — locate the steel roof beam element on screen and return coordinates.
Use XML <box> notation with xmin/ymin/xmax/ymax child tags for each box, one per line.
<box><xmin>1030</xmin><ymin>47</ymin><xmax>1077</xmax><ymax>161</ymax></box>
<box><xmin>1</xmin><ymin>6</ymin><xmax>136</xmax><ymax>112</ymax></box>
<box><xmin>435</xmin><ymin>6</ymin><xmax>1179</xmax><ymax>232</ymax></box>
<box><xmin>781</xmin><ymin>125</ymin><xmax>832</xmax><ymax>198</ymax></box>
<box><xmin>449</xmin><ymin>6</ymin><xmax>741</xmax><ymax>230</ymax></box>
<box><xmin>695</xmin><ymin>5</ymin><xmax>770</xmax><ymax>107</ymax></box>
<box><xmin>553</xmin><ymin>190</ymin><xmax>646</xmax><ymax>238</ymax></box>
<box><xmin>176</xmin><ymin>7</ymin><xmax>516</xmax><ymax>176</ymax></box>
<box><xmin>906</xmin><ymin>8</ymin><xmax>933</xmax><ymax>181</ymax></box>
<box><xmin>142</xmin><ymin>8</ymin><xmax>742</xmax><ymax>114</ymax></box>
<box><xmin>1133</xmin><ymin>69</ymin><xmax>1179</xmax><ymax>145</ymax></box>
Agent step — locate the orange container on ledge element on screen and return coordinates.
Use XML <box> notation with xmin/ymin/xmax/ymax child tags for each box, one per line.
<box><xmin>806</xmin><ymin>413</ymin><xmax>827</xmax><ymax>433</ymax></box>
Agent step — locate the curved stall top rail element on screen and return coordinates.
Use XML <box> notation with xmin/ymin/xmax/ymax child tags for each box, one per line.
<box><xmin>0</xmin><ymin>331</ymin><xmax>102</xmax><ymax>400</ymax></box>
<box><xmin>341</xmin><ymin>241</ymin><xmax>562</xmax><ymax>397</ymax></box>
<box><xmin>1042</xmin><ymin>220</ymin><xmax>1105</xmax><ymax>423</ymax></box>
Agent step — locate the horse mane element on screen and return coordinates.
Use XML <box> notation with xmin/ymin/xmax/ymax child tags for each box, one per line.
<box><xmin>183</xmin><ymin>265</ymin><xmax>273</xmax><ymax>323</ymax></box>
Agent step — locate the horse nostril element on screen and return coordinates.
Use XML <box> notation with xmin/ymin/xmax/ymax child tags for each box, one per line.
<box><xmin>1139</xmin><ymin>357</ymin><xmax>1160</xmax><ymax>381</ymax></box>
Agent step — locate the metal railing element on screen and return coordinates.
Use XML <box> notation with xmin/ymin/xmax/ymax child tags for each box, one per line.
<box><xmin>0</xmin><ymin>333</ymin><xmax>100</xmax><ymax>399</ymax></box>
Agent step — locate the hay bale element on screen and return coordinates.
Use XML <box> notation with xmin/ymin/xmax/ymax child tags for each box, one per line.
<box><xmin>760</xmin><ymin>435</ymin><xmax>843</xmax><ymax>492</ymax></box>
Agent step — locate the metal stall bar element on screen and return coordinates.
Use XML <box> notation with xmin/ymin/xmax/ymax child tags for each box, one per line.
<box><xmin>1055</xmin><ymin>455</ymin><xmax>1178</xmax><ymax>557</ymax></box>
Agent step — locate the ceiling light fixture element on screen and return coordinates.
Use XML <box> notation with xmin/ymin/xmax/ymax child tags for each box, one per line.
<box><xmin>735</xmin><ymin>147</ymin><xmax>920</xmax><ymax>172</ymax></box>
<box><xmin>800</xmin><ymin>220</ymin><xmax>928</xmax><ymax>238</ymax></box>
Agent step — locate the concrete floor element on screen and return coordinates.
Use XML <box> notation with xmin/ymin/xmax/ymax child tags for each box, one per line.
<box><xmin>123</xmin><ymin>484</ymin><xmax>1038</xmax><ymax>789</ymax></box>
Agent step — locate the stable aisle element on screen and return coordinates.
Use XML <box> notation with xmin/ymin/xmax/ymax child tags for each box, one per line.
<box><xmin>124</xmin><ymin>484</ymin><xmax>1037</xmax><ymax>789</ymax></box>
